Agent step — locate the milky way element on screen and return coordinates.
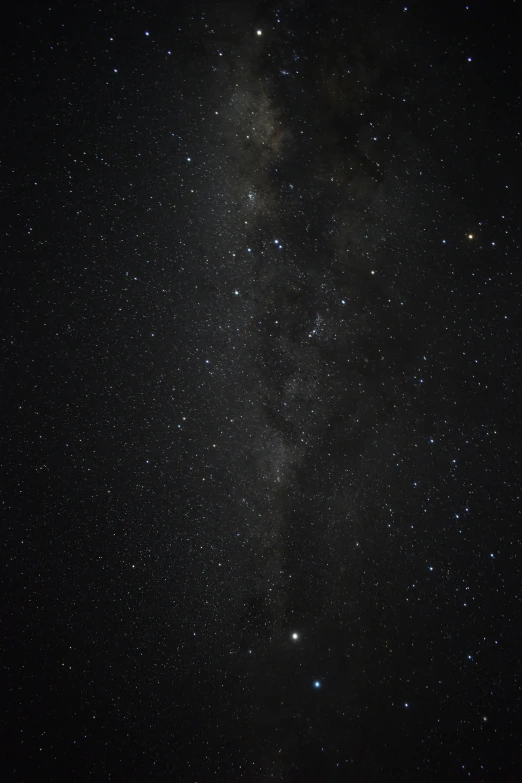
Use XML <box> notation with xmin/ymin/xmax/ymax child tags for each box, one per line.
<box><xmin>194</xmin><ymin>3</ymin><xmax>432</xmax><ymax>649</ymax></box>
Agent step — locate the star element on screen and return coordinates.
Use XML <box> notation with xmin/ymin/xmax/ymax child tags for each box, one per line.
<box><xmin>291</xmin><ymin>632</ymin><xmax>299</xmax><ymax>640</ymax></box>
<box><xmin>314</xmin><ymin>681</ymin><xmax>321</xmax><ymax>688</ymax></box>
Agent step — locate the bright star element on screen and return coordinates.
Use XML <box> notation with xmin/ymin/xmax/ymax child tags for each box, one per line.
<box><xmin>314</xmin><ymin>681</ymin><xmax>321</xmax><ymax>688</ymax></box>
<box><xmin>257</xmin><ymin>29</ymin><xmax>263</xmax><ymax>36</ymax></box>
<box><xmin>292</xmin><ymin>633</ymin><xmax>299</xmax><ymax>640</ymax></box>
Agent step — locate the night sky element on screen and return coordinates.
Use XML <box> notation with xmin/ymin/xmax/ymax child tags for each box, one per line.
<box><xmin>4</xmin><ymin>1</ymin><xmax>522</xmax><ymax>781</ymax></box>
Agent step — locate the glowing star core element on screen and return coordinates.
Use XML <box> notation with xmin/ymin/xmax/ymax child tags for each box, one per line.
<box><xmin>314</xmin><ymin>681</ymin><xmax>321</xmax><ymax>688</ymax></box>
<box><xmin>291</xmin><ymin>633</ymin><xmax>299</xmax><ymax>640</ymax></box>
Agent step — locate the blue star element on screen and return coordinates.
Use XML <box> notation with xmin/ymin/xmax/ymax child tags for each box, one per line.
<box><xmin>314</xmin><ymin>680</ymin><xmax>321</xmax><ymax>688</ymax></box>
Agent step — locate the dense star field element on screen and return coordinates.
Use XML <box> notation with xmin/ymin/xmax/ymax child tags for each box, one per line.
<box><xmin>3</xmin><ymin>1</ymin><xmax>521</xmax><ymax>781</ymax></box>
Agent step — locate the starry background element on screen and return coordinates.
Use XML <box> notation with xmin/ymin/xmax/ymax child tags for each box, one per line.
<box><xmin>3</xmin><ymin>1</ymin><xmax>522</xmax><ymax>781</ymax></box>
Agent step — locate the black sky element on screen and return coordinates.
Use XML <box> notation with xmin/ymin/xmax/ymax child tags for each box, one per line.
<box><xmin>3</xmin><ymin>1</ymin><xmax>522</xmax><ymax>781</ymax></box>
